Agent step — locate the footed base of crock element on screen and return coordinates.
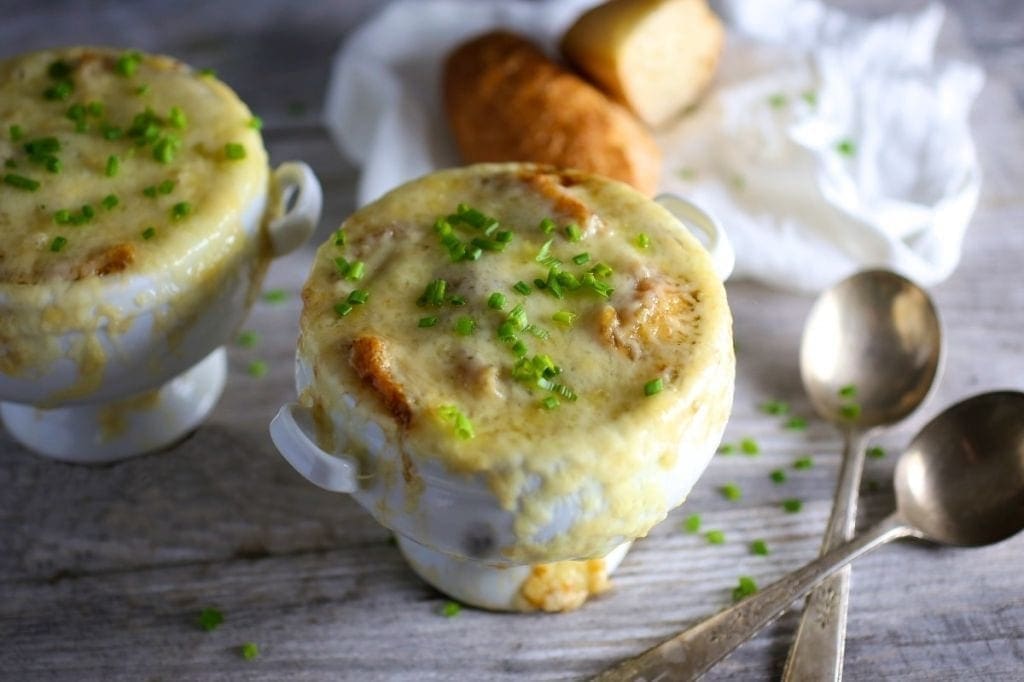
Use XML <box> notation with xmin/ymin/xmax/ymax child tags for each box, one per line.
<box><xmin>396</xmin><ymin>535</ymin><xmax>633</xmax><ymax>612</ymax></box>
<box><xmin>1</xmin><ymin>347</ymin><xmax>227</xmax><ymax>464</ymax></box>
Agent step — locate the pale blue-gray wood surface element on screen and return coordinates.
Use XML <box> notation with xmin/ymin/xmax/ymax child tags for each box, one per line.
<box><xmin>2</xmin><ymin>1</ymin><xmax>1023</xmax><ymax>680</ymax></box>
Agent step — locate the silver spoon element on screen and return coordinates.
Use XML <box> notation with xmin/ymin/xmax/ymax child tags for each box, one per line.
<box><xmin>785</xmin><ymin>269</ymin><xmax>942</xmax><ymax>681</ymax></box>
<box><xmin>594</xmin><ymin>391</ymin><xmax>1024</xmax><ymax>682</ymax></box>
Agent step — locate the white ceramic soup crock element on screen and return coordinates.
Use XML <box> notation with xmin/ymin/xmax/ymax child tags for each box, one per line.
<box><xmin>271</xmin><ymin>179</ymin><xmax>732</xmax><ymax>612</ymax></box>
<box><xmin>0</xmin><ymin>47</ymin><xmax>323</xmax><ymax>463</ymax></box>
<box><xmin>0</xmin><ymin>163</ymin><xmax>321</xmax><ymax>463</ymax></box>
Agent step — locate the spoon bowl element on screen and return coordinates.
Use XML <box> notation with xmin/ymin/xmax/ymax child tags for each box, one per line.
<box><xmin>896</xmin><ymin>391</ymin><xmax>1024</xmax><ymax>546</ymax></box>
<box><xmin>800</xmin><ymin>269</ymin><xmax>942</xmax><ymax>428</ymax></box>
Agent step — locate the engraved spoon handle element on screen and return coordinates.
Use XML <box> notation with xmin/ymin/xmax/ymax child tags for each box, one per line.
<box><xmin>592</xmin><ymin>513</ymin><xmax>916</xmax><ymax>682</ymax></box>
<box><xmin>781</xmin><ymin>430</ymin><xmax>868</xmax><ymax>682</ymax></box>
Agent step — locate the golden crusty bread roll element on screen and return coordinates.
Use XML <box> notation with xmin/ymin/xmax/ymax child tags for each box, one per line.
<box><xmin>443</xmin><ymin>31</ymin><xmax>662</xmax><ymax>196</ymax></box>
<box><xmin>561</xmin><ymin>0</ymin><xmax>724</xmax><ymax>128</ymax></box>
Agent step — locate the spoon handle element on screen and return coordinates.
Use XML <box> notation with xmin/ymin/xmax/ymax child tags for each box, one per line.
<box><xmin>781</xmin><ymin>430</ymin><xmax>868</xmax><ymax>682</ymax></box>
<box><xmin>592</xmin><ymin>513</ymin><xmax>916</xmax><ymax>682</ymax></box>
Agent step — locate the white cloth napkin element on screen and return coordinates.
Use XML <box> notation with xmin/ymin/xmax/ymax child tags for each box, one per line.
<box><xmin>324</xmin><ymin>0</ymin><xmax>984</xmax><ymax>292</ymax></box>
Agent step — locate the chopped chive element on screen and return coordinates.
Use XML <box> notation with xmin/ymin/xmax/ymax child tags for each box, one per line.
<box><xmin>683</xmin><ymin>514</ymin><xmax>701</xmax><ymax>533</ymax></box>
<box><xmin>634</xmin><ymin>233</ymin><xmax>651</xmax><ymax>249</ymax></box>
<box><xmin>261</xmin><ymin>289</ymin><xmax>287</xmax><ymax>303</ymax></box>
<box><xmin>750</xmin><ymin>539</ymin><xmax>770</xmax><ymax>556</ymax></box>
<box><xmin>348</xmin><ymin>289</ymin><xmax>370</xmax><ymax>305</ymax></box>
<box><xmin>732</xmin><ymin>576</ymin><xmax>758</xmax><ymax>602</ymax></box>
<box><xmin>44</xmin><ymin>80</ymin><xmax>73</xmax><ymax>101</ymax></box>
<box><xmin>225</xmin><ymin>142</ymin><xmax>246</xmax><ymax>160</ymax></box>
<box><xmin>418</xmin><ymin>316</ymin><xmax>439</xmax><ymax>328</ymax></box>
<box><xmin>540</xmin><ymin>396</ymin><xmax>560</xmax><ymax>411</ymax></box>
<box><xmin>448</xmin><ymin>295</ymin><xmax>466</xmax><ymax>306</ymax></box>
<box><xmin>552</xmin><ymin>310</ymin><xmax>577</xmax><ymax>327</ymax></box>
<box><xmin>440</xmin><ymin>601</ymin><xmax>462</xmax><ymax>617</ymax></box>
<box><xmin>171</xmin><ymin>201</ymin><xmax>192</xmax><ymax>220</ymax></box>
<box><xmin>3</xmin><ymin>174</ymin><xmax>39</xmax><ymax>191</ymax></box>
<box><xmin>454</xmin><ymin>316</ymin><xmax>476</xmax><ymax>336</ymax></box>
<box><xmin>590</xmin><ymin>262</ymin><xmax>613</xmax><ymax>278</ymax></box>
<box><xmin>101</xmin><ymin>123</ymin><xmax>124</xmax><ymax>140</ymax></box>
<box><xmin>346</xmin><ymin>261</ymin><xmax>365</xmax><ymax>281</ymax></box>
<box><xmin>720</xmin><ymin>483</ymin><xmax>742</xmax><ymax>501</ymax></box>
<box><xmin>9</xmin><ymin>125</ymin><xmax>24</xmax><ymax>141</ymax></box>
<box><xmin>768</xmin><ymin>93</ymin><xmax>788</xmax><ymax>109</ymax></box>
<box><xmin>487</xmin><ymin>292</ymin><xmax>506</xmax><ymax>310</ymax></box>
<box><xmin>49</xmin><ymin>236</ymin><xmax>68</xmax><ymax>252</ymax></box>
<box><xmin>417</xmin><ymin>279</ymin><xmax>447</xmax><ymax>307</ymax></box>
<box><xmin>572</xmin><ymin>252</ymin><xmax>590</xmax><ymax>265</ymax></box>
<box><xmin>101</xmin><ymin>194</ymin><xmax>119</xmax><ymax>210</ymax></box>
<box><xmin>866</xmin><ymin>445</ymin><xmax>886</xmax><ymax>459</ymax></box>
<box><xmin>81</xmin><ymin>204</ymin><xmax>95</xmax><ymax>220</ymax></box>
<box><xmin>240</xmin><ymin>642</ymin><xmax>259</xmax><ymax>661</ymax></box>
<box><xmin>839</xmin><ymin>403</ymin><xmax>862</xmax><ymax>420</ymax></box>
<box><xmin>838</xmin><ymin>384</ymin><xmax>857</xmax><ymax>398</ymax></box>
<box><xmin>116</xmin><ymin>51</ymin><xmax>142</xmax><ymax>77</ymax></box>
<box><xmin>198</xmin><ymin>68</ymin><xmax>216</xmax><ymax>78</ymax></box>
<box><xmin>836</xmin><ymin>138</ymin><xmax>856</xmax><ymax>157</ymax></box>
<box><xmin>247</xmin><ymin>360</ymin><xmax>268</xmax><ymax>378</ymax></box>
<box><xmin>782</xmin><ymin>498</ymin><xmax>803</xmax><ymax>513</ymax></box>
<box><xmin>105</xmin><ymin>155</ymin><xmax>119</xmax><ymax>177</ymax></box>
<box><xmin>438</xmin><ymin>405</ymin><xmax>474</xmax><ymax>440</ymax></box>
<box><xmin>793</xmin><ymin>456</ymin><xmax>813</xmax><ymax>470</ymax></box>
<box><xmin>168</xmin><ymin>106</ymin><xmax>187</xmax><ymax>129</ymax></box>
<box><xmin>705</xmin><ymin>530</ymin><xmax>725</xmax><ymax>545</ymax></box>
<box><xmin>3</xmin><ymin>159</ymin><xmax>15</xmax><ymax>169</ymax></box>
<box><xmin>740</xmin><ymin>437</ymin><xmax>759</xmax><ymax>455</ymax></box>
<box><xmin>66</xmin><ymin>103</ymin><xmax>86</xmax><ymax>122</ymax></box>
<box><xmin>535</xmin><ymin>238</ymin><xmax>554</xmax><ymax>264</ymax></box>
<box><xmin>538</xmin><ymin>217</ymin><xmax>556</xmax><ymax>234</ymax></box>
<box><xmin>43</xmin><ymin>156</ymin><xmax>60</xmax><ymax>173</ymax></box>
<box><xmin>785</xmin><ymin>416</ymin><xmax>808</xmax><ymax>430</ymax></box>
<box><xmin>802</xmin><ymin>90</ymin><xmax>818</xmax><ymax>106</ymax></box>
<box><xmin>770</xmin><ymin>469</ymin><xmax>788</xmax><ymax>484</ymax></box>
<box><xmin>333</xmin><ymin>229</ymin><xmax>346</xmax><ymax>246</ymax></box>
<box><xmin>197</xmin><ymin>607</ymin><xmax>223</xmax><ymax>631</ymax></box>
<box><xmin>248</xmin><ymin>116</ymin><xmax>263</xmax><ymax>130</ymax></box>
<box><xmin>333</xmin><ymin>302</ymin><xmax>354</xmax><ymax>317</ymax></box>
<box><xmin>512</xmin><ymin>281</ymin><xmax>532</xmax><ymax>296</ymax></box>
<box><xmin>760</xmin><ymin>400</ymin><xmax>789</xmax><ymax>416</ymax></box>
<box><xmin>158</xmin><ymin>179</ymin><xmax>175</xmax><ymax>195</ymax></box>
<box><xmin>143</xmin><ymin>186</ymin><xmax>158</xmax><ymax>198</ymax></box>
<box><xmin>86</xmin><ymin>101</ymin><xmax>103</xmax><ymax>117</ymax></box>
<box><xmin>141</xmin><ymin>226</ymin><xmax>156</xmax><ymax>240</ymax></box>
<box><xmin>718</xmin><ymin>443</ymin><xmax>735</xmax><ymax>455</ymax></box>
<box><xmin>644</xmin><ymin>377</ymin><xmax>664</xmax><ymax>396</ymax></box>
<box><xmin>524</xmin><ymin>324</ymin><xmax>549</xmax><ymax>340</ymax></box>
<box><xmin>54</xmin><ymin>209</ymin><xmax>71</xmax><ymax>224</ymax></box>
<box><xmin>236</xmin><ymin>330</ymin><xmax>259</xmax><ymax>348</ymax></box>
<box><xmin>565</xmin><ymin>223</ymin><xmax>582</xmax><ymax>242</ymax></box>
<box><xmin>135</xmin><ymin>84</ymin><xmax>150</xmax><ymax>96</ymax></box>
<box><xmin>153</xmin><ymin>135</ymin><xmax>181</xmax><ymax>164</ymax></box>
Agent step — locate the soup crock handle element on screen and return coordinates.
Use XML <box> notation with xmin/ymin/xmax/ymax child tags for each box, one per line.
<box><xmin>655</xmin><ymin>194</ymin><xmax>735</xmax><ymax>281</ymax></box>
<box><xmin>268</xmin><ymin>162</ymin><xmax>323</xmax><ymax>257</ymax></box>
<box><xmin>270</xmin><ymin>402</ymin><xmax>359</xmax><ymax>493</ymax></box>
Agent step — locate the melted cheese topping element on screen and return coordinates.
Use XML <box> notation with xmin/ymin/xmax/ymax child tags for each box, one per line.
<box><xmin>0</xmin><ymin>47</ymin><xmax>271</xmax><ymax>391</ymax></box>
<box><xmin>0</xmin><ymin>47</ymin><xmax>267</xmax><ymax>283</ymax></box>
<box><xmin>300</xmin><ymin>163</ymin><xmax>734</xmax><ymax>561</ymax></box>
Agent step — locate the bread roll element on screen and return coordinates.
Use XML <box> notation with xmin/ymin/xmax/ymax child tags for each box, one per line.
<box><xmin>561</xmin><ymin>0</ymin><xmax>724</xmax><ymax>128</ymax></box>
<box><xmin>443</xmin><ymin>31</ymin><xmax>662</xmax><ymax>196</ymax></box>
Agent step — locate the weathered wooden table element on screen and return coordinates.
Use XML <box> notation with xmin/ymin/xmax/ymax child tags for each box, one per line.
<box><xmin>3</xmin><ymin>1</ymin><xmax>1023</xmax><ymax>679</ymax></box>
